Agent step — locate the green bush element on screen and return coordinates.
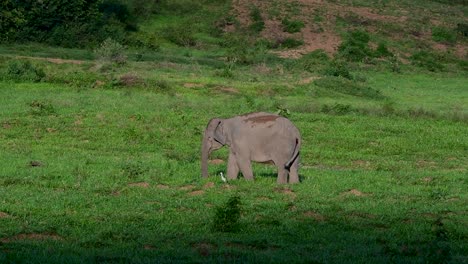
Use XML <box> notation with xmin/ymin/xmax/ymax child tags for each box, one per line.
<box><xmin>29</xmin><ymin>100</ymin><xmax>56</xmax><ymax>116</ymax></box>
<box><xmin>456</xmin><ymin>23</ymin><xmax>468</xmax><ymax>37</ymax></box>
<box><xmin>213</xmin><ymin>195</ymin><xmax>242</xmax><ymax>232</ymax></box>
<box><xmin>432</xmin><ymin>27</ymin><xmax>457</xmax><ymax>44</ymax></box>
<box><xmin>1</xmin><ymin>0</ymin><xmax>137</xmax><ymax>48</ymax></box>
<box><xmin>314</xmin><ymin>76</ymin><xmax>384</xmax><ymax>99</ymax></box>
<box><xmin>94</xmin><ymin>38</ymin><xmax>128</xmax><ymax>65</ymax></box>
<box><xmin>282</xmin><ymin>18</ymin><xmax>305</xmax><ymax>33</ymax></box>
<box><xmin>410</xmin><ymin>51</ymin><xmax>444</xmax><ymax>72</ymax></box>
<box><xmin>5</xmin><ymin>60</ymin><xmax>45</xmax><ymax>82</ymax></box>
<box><xmin>298</xmin><ymin>49</ymin><xmax>330</xmax><ymax>72</ymax></box>
<box><xmin>249</xmin><ymin>6</ymin><xmax>264</xmax><ymax>33</ymax></box>
<box><xmin>323</xmin><ymin>60</ymin><xmax>353</xmax><ymax>79</ymax></box>
<box><xmin>374</xmin><ymin>42</ymin><xmax>393</xmax><ymax>57</ymax></box>
<box><xmin>163</xmin><ymin>24</ymin><xmax>196</xmax><ymax>47</ymax></box>
<box><xmin>337</xmin><ymin>30</ymin><xmax>372</xmax><ymax>62</ymax></box>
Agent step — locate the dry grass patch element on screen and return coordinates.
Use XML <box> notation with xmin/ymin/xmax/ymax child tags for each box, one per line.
<box><xmin>1</xmin><ymin>233</ymin><xmax>63</xmax><ymax>243</ymax></box>
<box><xmin>128</xmin><ymin>182</ymin><xmax>150</xmax><ymax>188</ymax></box>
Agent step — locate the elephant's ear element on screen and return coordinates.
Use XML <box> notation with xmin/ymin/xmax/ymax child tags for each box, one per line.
<box><xmin>213</xmin><ymin>120</ymin><xmax>226</xmax><ymax>145</ymax></box>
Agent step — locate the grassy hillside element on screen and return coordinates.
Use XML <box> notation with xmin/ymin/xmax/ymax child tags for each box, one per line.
<box><xmin>0</xmin><ymin>0</ymin><xmax>467</xmax><ymax>263</ymax></box>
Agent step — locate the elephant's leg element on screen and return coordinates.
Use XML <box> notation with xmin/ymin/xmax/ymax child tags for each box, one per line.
<box><xmin>227</xmin><ymin>151</ymin><xmax>239</xmax><ymax>180</ymax></box>
<box><xmin>288</xmin><ymin>159</ymin><xmax>299</xmax><ymax>184</ymax></box>
<box><xmin>277</xmin><ymin>166</ymin><xmax>288</xmax><ymax>184</ymax></box>
<box><xmin>237</xmin><ymin>156</ymin><xmax>254</xmax><ymax>180</ymax></box>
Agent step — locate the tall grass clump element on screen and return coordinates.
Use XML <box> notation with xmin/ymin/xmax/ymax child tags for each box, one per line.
<box><xmin>4</xmin><ymin>60</ymin><xmax>45</xmax><ymax>82</ymax></box>
<box><xmin>314</xmin><ymin>76</ymin><xmax>384</xmax><ymax>99</ymax></box>
<box><xmin>282</xmin><ymin>18</ymin><xmax>305</xmax><ymax>33</ymax></box>
<box><xmin>212</xmin><ymin>195</ymin><xmax>242</xmax><ymax>232</ymax></box>
<box><xmin>410</xmin><ymin>51</ymin><xmax>444</xmax><ymax>72</ymax></box>
<box><xmin>249</xmin><ymin>6</ymin><xmax>265</xmax><ymax>33</ymax></box>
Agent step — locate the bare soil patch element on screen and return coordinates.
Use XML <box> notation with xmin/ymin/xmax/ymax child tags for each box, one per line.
<box><xmin>193</xmin><ymin>242</ymin><xmax>217</xmax><ymax>257</ymax></box>
<box><xmin>209</xmin><ymin>159</ymin><xmax>225</xmax><ymax>165</ymax></box>
<box><xmin>29</xmin><ymin>160</ymin><xmax>43</xmax><ymax>167</ymax></box>
<box><xmin>13</xmin><ymin>55</ymin><xmax>85</xmax><ymax>65</ymax></box>
<box><xmin>128</xmin><ymin>182</ymin><xmax>150</xmax><ymax>188</ymax></box>
<box><xmin>144</xmin><ymin>245</ymin><xmax>157</xmax><ymax>250</ymax></box>
<box><xmin>188</xmin><ymin>190</ymin><xmax>205</xmax><ymax>196</ymax></box>
<box><xmin>341</xmin><ymin>188</ymin><xmax>370</xmax><ymax>197</ymax></box>
<box><xmin>183</xmin><ymin>83</ymin><xmax>204</xmax><ymax>89</ymax></box>
<box><xmin>217</xmin><ymin>86</ymin><xmax>240</xmax><ymax>94</ymax></box>
<box><xmin>275</xmin><ymin>187</ymin><xmax>296</xmax><ymax>199</ymax></box>
<box><xmin>1</xmin><ymin>233</ymin><xmax>63</xmax><ymax>243</ymax></box>
<box><xmin>156</xmin><ymin>184</ymin><xmax>170</xmax><ymax>189</ymax></box>
<box><xmin>179</xmin><ymin>185</ymin><xmax>195</xmax><ymax>191</ymax></box>
<box><xmin>0</xmin><ymin>212</ymin><xmax>10</xmax><ymax>218</ymax></box>
<box><xmin>303</xmin><ymin>211</ymin><xmax>326</xmax><ymax>221</ymax></box>
<box><xmin>203</xmin><ymin>182</ymin><xmax>215</xmax><ymax>189</ymax></box>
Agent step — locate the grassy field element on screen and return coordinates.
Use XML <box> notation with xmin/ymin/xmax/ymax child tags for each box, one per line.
<box><xmin>0</xmin><ymin>46</ymin><xmax>467</xmax><ymax>263</ymax></box>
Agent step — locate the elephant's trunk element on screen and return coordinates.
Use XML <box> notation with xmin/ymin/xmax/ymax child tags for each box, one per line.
<box><xmin>201</xmin><ymin>136</ymin><xmax>210</xmax><ymax>178</ymax></box>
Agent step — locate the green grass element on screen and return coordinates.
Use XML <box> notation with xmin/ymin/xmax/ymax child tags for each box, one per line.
<box><xmin>0</xmin><ymin>49</ymin><xmax>467</xmax><ymax>263</ymax></box>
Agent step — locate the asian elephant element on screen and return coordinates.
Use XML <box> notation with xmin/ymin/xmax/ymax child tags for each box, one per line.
<box><xmin>201</xmin><ymin>112</ymin><xmax>301</xmax><ymax>184</ymax></box>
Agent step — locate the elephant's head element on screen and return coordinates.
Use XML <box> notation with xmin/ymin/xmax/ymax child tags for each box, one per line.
<box><xmin>201</xmin><ymin>118</ymin><xmax>226</xmax><ymax>178</ymax></box>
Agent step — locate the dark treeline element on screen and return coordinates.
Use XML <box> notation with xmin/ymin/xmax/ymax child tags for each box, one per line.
<box><xmin>0</xmin><ymin>0</ymin><xmax>166</xmax><ymax>48</ymax></box>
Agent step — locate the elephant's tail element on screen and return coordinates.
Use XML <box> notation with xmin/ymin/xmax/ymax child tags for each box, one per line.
<box><xmin>285</xmin><ymin>137</ymin><xmax>300</xmax><ymax>171</ymax></box>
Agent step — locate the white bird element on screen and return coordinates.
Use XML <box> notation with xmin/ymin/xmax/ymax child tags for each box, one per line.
<box><xmin>220</xmin><ymin>172</ymin><xmax>227</xmax><ymax>183</ymax></box>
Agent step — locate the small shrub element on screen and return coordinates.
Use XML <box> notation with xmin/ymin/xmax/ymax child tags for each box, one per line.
<box><xmin>275</xmin><ymin>106</ymin><xmax>291</xmax><ymax>118</ymax></box>
<box><xmin>410</xmin><ymin>51</ymin><xmax>444</xmax><ymax>72</ymax></box>
<box><xmin>432</xmin><ymin>27</ymin><xmax>457</xmax><ymax>44</ymax></box>
<box><xmin>282</xmin><ymin>18</ymin><xmax>305</xmax><ymax>33</ymax></box>
<box><xmin>121</xmin><ymin>161</ymin><xmax>147</xmax><ymax>179</ymax></box>
<box><xmin>299</xmin><ymin>49</ymin><xmax>330</xmax><ymax>72</ymax></box>
<box><xmin>128</xmin><ymin>32</ymin><xmax>161</xmax><ymax>51</ymax></box>
<box><xmin>323</xmin><ymin>60</ymin><xmax>353</xmax><ymax>79</ymax></box>
<box><xmin>94</xmin><ymin>38</ymin><xmax>127</xmax><ymax>65</ymax></box>
<box><xmin>280</xmin><ymin>38</ymin><xmax>304</xmax><ymax>49</ymax></box>
<box><xmin>5</xmin><ymin>60</ymin><xmax>45</xmax><ymax>82</ymax></box>
<box><xmin>215</xmin><ymin>64</ymin><xmax>235</xmax><ymax>78</ymax></box>
<box><xmin>374</xmin><ymin>42</ymin><xmax>393</xmax><ymax>57</ymax></box>
<box><xmin>213</xmin><ymin>195</ymin><xmax>242</xmax><ymax>232</ymax></box>
<box><xmin>163</xmin><ymin>24</ymin><xmax>196</xmax><ymax>47</ymax></box>
<box><xmin>117</xmin><ymin>74</ymin><xmax>144</xmax><ymax>87</ymax></box>
<box><xmin>456</xmin><ymin>23</ymin><xmax>468</xmax><ymax>37</ymax></box>
<box><xmin>29</xmin><ymin>100</ymin><xmax>56</xmax><ymax>116</ymax></box>
<box><xmin>338</xmin><ymin>30</ymin><xmax>372</xmax><ymax>62</ymax></box>
<box><xmin>249</xmin><ymin>6</ymin><xmax>264</xmax><ymax>33</ymax></box>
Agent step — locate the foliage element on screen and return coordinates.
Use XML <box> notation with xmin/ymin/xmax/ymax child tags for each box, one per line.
<box><xmin>374</xmin><ymin>42</ymin><xmax>393</xmax><ymax>58</ymax></box>
<box><xmin>0</xmin><ymin>0</ymin><xmax>26</xmax><ymax>42</ymax></box>
<box><xmin>456</xmin><ymin>23</ymin><xmax>468</xmax><ymax>37</ymax></box>
<box><xmin>29</xmin><ymin>100</ymin><xmax>56</xmax><ymax>116</ymax></box>
<box><xmin>410</xmin><ymin>50</ymin><xmax>444</xmax><ymax>72</ymax></box>
<box><xmin>4</xmin><ymin>60</ymin><xmax>45</xmax><ymax>82</ymax></box>
<box><xmin>94</xmin><ymin>38</ymin><xmax>128</xmax><ymax>64</ymax></box>
<box><xmin>163</xmin><ymin>23</ymin><xmax>196</xmax><ymax>47</ymax></box>
<box><xmin>298</xmin><ymin>49</ymin><xmax>330</xmax><ymax>72</ymax></box>
<box><xmin>323</xmin><ymin>60</ymin><xmax>353</xmax><ymax>80</ymax></box>
<box><xmin>249</xmin><ymin>6</ymin><xmax>265</xmax><ymax>33</ymax></box>
<box><xmin>212</xmin><ymin>195</ymin><xmax>242</xmax><ymax>232</ymax></box>
<box><xmin>282</xmin><ymin>18</ymin><xmax>305</xmax><ymax>33</ymax></box>
<box><xmin>432</xmin><ymin>27</ymin><xmax>457</xmax><ymax>44</ymax></box>
<box><xmin>337</xmin><ymin>30</ymin><xmax>372</xmax><ymax>62</ymax></box>
<box><xmin>0</xmin><ymin>0</ymin><xmax>137</xmax><ymax>48</ymax></box>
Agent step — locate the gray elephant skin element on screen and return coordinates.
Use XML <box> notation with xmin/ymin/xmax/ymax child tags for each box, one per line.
<box><xmin>201</xmin><ymin>112</ymin><xmax>301</xmax><ymax>184</ymax></box>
